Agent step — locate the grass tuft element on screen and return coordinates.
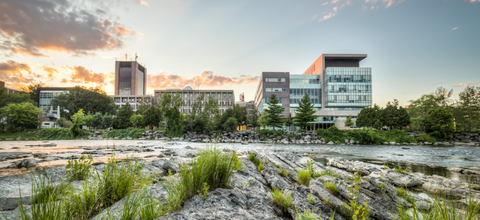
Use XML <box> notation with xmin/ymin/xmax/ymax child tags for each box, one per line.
<box><xmin>270</xmin><ymin>189</ymin><xmax>294</xmax><ymax>211</ymax></box>
<box><xmin>394</xmin><ymin>167</ymin><xmax>409</xmax><ymax>175</ymax></box>
<box><xmin>324</xmin><ymin>181</ymin><xmax>338</xmax><ymax>195</ymax></box>
<box><xmin>297</xmin><ymin>169</ymin><xmax>311</xmax><ymax>186</ymax></box>
<box><xmin>307</xmin><ymin>193</ymin><xmax>315</xmax><ymax>205</ymax></box>
<box><xmin>277</xmin><ymin>166</ymin><xmax>290</xmax><ymax>177</ymax></box>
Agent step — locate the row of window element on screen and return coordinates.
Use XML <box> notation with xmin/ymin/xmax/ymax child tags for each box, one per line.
<box><xmin>326</xmin><ymin>85</ymin><xmax>371</xmax><ymax>93</ymax></box>
<box><xmin>263</xmin><ymin>97</ymin><xmax>283</xmax><ymax>104</ymax></box>
<box><xmin>266</xmin><ymin>88</ymin><xmax>286</xmax><ymax>92</ymax></box>
<box><xmin>326</xmin><ymin>94</ymin><xmax>372</xmax><ymax>103</ymax></box>
<box><xmin>290</xmin><ymin>79</ymin><xmax>319</xmax><ymax>84</ymax></box>
<box><xmin>290</xmin><ymin>98</ymin><xmax>321</xmax><ymax>104</ymax></box>
<box><xmin>326</xmin><ymin>75</ymin><xmax>372</xmax><ymax>83</ymax></box>
<box><xmin>290</xmin><ymin>88</ymin><xmax>321</xmax><ymax>97</ymax></box>
<box><xmin>265</xmin><ymin>78</ymin><xmax>286</xmax><ymax>82</ymax></box>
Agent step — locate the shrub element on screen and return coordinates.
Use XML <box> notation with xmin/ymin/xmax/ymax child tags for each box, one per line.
<box><xmin>297</xmin><ymin>169</ymin><xmax>311</xmax><ymax>186</ymax></box>
<box><xmin>39</xmin><ymin>128</ymin><xmax>88</xmax><ymax>140</ymax></box>
<box><xmin>254</xmin><ymin>129</ymin><xmax>284</xmax><ymax>137</ymax></box>
<box><xmin>248</xmin><ymin>153</ymin><xmax>256</xmax><ymax>161</ymax></box>
<box><xmin>65</xmin><ymin>155</ymin><xmax>93</xmax><ymax>181</ymax></box>
<box><xmin>270</xmin><ymin>189</ymin><xmax>293</xmax><ymax>211</ymax></box>
<box><xmin>324</xmin><ymin>181</ymin><xmax>338</xmax><ymax>195</ymax></box>
<box><xmin>307</xmin><ymin>193</ymin><xmax>315</xmax><ymax>205</ymax></box>
<box><xmin>106</xmin><ymin>128</ymin><xmax>148</xmax><ymax>139</ymax></box>
<box><xmin>277</xmin><ymin>166</ymin><xmax>290</xmax><ymax>177</ymax></box>
<box><xmin>416</xmin><ymin>134</ymin><xmax>435</xmax><ymax>143</ymax></box>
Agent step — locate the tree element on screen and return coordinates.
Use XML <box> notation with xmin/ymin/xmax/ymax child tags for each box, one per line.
<box><xmin>143</xmin><ymin>105</ymin><xmax>161</xmax><ymax>129</ymax></box>
<box><xmin>345</xmin><ymin>115</ymin><xmax>354</xmax><ymax>127</ymax></box>
<box><xmin>102</xmin><ymin>114</ymin><xmax>113</xmax><ymax>128</ymax></box>
<box><xmin>423</xmin><ymin>107</ymin><xmax>454</xmax><ymax>140</ymax></box>
<box><xmin>21</xmin><ymin>84</ymin><xmax>42</xmax><ymax>106</ymax></box>
<box><xmin>70</xmin><ymin>109</ymin><xmax>86</xmax><ymax>137</ymax></box>
<box><xmin>115</xmin><ymin>102</ymin><xmax>134</xmax><ymax>129</ymax></box>
<box><xmin>136</xmin><ymin>105</ymin><xmax>149</xmax><ymax>115</ymax></box>
<box><xmin>160</xmin><ymin>92</ymin><xmax>185</xmax><ymax>137</ymax></box>
<box><xmin>51</xmin><ymin>86</ymin><xmax>116</xmax><ymax>118</ymax></box>
<box><xmin>92</xmin><ymin>112</ymin><xmax>103</xmax><ymax>129</ymax></box>
<box><xmin>258</xmin><ymin>111</ymin><xmax>269</xmax><ymax>129</ymax></box>
<box><xmin>233</xmin><ymin>104</ymin><xmax>246</xmax><ymax>125</ymax></box>
<box><xmin>0</xmin><ymin>93</ymin><xmax>35</xmax><ymax>108</ymax></box>
<box><xmin>222</xmin><ymin>117</ymin><xmax>238</xmax><ymax>132</ymax></box>
<box><xmin>5</xmin><ymin>102</ymin><xmax>42</xmax><ymax>132</ymax></box>
<box><xmin>293</xmin><ymin>93</ymin><xmax>318</xmax><ymax>130</ymax></box>
<box><xmin>203</xmin><ymin>96</ymin><xmax>221</xmax><ymax>132</ymax></box>
<box><xmin>356</xmin><ymin>104</ymin><xmax>382</xmax><ymax>128</ymax></box>
<box><xmin>84</xmin><ymin>114</ymin><xmax>93</xmax><ymax>129</ymax></box>
<box><xmin>455</xmin><ymin>86</ymin><xmax>480</xmax><ymax>132</ymax></box>
<box><xmin>395</xmin><ymin>107</ymin><xmax>411</xmax><ymax>129</ymax></box>
<box><xmin>55</xmin><ymin>117</ymin><xmax>71</xmax><ymax>128</ymax></box>
<box><xmin>264</xmin><ymin>94</ymin><xmax>285</xmax><ymax>130</ymax></box>
<box><xmin>247</xmin><ymin>108</ymin><xmax>260</xmax><ymax>129</ymax></box>
<box><xmin>130</xmin><ymin>114</ymin><xmax>144</xmax><ymax>128</ymax></box>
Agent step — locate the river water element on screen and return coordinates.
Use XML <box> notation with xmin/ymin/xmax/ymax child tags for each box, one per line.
<box><xmin>1</xmin><ymin>140</ymin><xmax>479</xmax><ymax>183</ymax></box>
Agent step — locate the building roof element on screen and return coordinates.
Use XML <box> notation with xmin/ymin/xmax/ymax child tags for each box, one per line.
<box><xmin>323</xmin><ymin>54</ymin><xmax>367</xmax><ymax>61</ymax></box>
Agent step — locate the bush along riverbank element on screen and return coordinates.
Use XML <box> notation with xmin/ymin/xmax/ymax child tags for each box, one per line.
<box><xmin>1</xmin><ymin>146</ymin><xmax>479</xmax><ymax>220</ymax></box>
<box><xmin>1</xmin><ymin>127</ymin><xmax>479</xmax><ymax>147</ymax></box>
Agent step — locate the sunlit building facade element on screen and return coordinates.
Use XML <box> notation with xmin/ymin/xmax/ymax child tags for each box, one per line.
<box><xmin>114</xmin><ymin>61</ymin><xmax>147</xmax><ymax>96</ymax></box>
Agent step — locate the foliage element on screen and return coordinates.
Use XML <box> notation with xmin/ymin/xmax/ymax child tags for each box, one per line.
<box><xmin>407</xmin><ymin>87</ymin><xmax>453</xmax><ymax>131</ymax></box>
<box><xmin>345</xmin><ymin>172</ymin><xmax>370</xmax><ymax>220</ymax></box>
<box><xmin>264</xmin><ymin>94</ymin><xmax>285</xmax><ymax>130</ymax></box>
<box><xmin>130</xmin><ymin>114</ymin><xmax>144</xmax><ymax>128</ymax></box>
<box><xmin>197</xmin><ymin>182</ymin><xmax>211</xmax><ymax>201</ymax></box>
<box><xmin>270</xmin><ymin>189</ymin><xmax>293</xmax><ymax>212</ymax></box>
<box><xmin>102</xmin><ymin>114</ymin><xmax>113</xmax><ymax>128</ymax></box>
<box><xmin>355</xmin><ymin>104</ymin><xmax>383</xmax><ymax>129</ymax></box>
<box><xmin>21</xmin><ymin>84</ymin><xmax>42</xmax><ymax>106</ymax></box>
<box><xmin>247</xmin><ymin>108</ymin><xmax>260</xmax><ymax>129</ymax></box>
<box><xmin>324</xmin><ymin>181</ymin><xmax>338</xmax><ymax>195</ymax></box>
<box><xmin>232</xmin><ymin>151</ymin><xmax>243</xmax><ymax>170</ymax></box>
<box><xmin>38</xmin><ymin>128</ymin><xmax>88</xmax><ymax>140</ymax></box>
<box><xmin>91</xmin><ymin>112</ymin><xmax>103</xmax><ymax>129</ymax></box>
<box><xmin>248</xmin><ymin>154</ymin><xmax>264</xmax><ymax>171</ymax></box>
<box><xmin>315</xmin><ymin>125</ymin><xmax>344</xmax><ymax>144</ymax></box>
<box><xmin>161</xmin><ymin>92</ymin><xmax>185</xmax><ymax>137</ymax></box>
<box><xmin>0</xmin><ymin>92</ymin><xmax>36</xmax><ymax>108</ymax></box>
<box><xmin>70</xmin><ymin>109</ymin><xmax>85</xmax><ymax>138</ymax></box>
<box><xmin>222</xmin><ymin>117</ymin><xmax>238</xmax><ymax>132</ymax></box>
<box><xmin>143</xmin><ymin>105</ymin><xmax>161</xmax><ymax>129</ymax></box>
<box><xmin>314</xmin><ymin>127</ymin><xmax>422</xmax><ymax>145</ymax></box>
<box><xmin>50</xmin><ymin>86</ymin><xmax>116</xmax><ymax>119</ymax></box>
<box><xmin>258</xmin><ymin>111</ymin><xmax>269</xmax><ymax>129</ymax></box>
<box><xmin>394</xmin><ymin>167</ymin><xmax>409</xmax><ymax>175</ymax></box>
<box><xmin>293</xmin><ymin>93</ymin><xmax>318</xmax><ymax>130</ymax></box>
<box><xmin>295</xmin><ymin>206</ymin><xmax>317</xmax><ymax>220</ymax></box>
<box><xmin>163</xmin><ymin>146</ymin><xmax>236</xmax><ymax>212</ymax></box>
<box><xmin>424</xmin><ymin>107</ymin><xmax>454</xmax><ymax>140</ymax></box>
<box><xmin>277</xmin><ymin>166</ymin><xmax>290</xmax><ymax>177</ymax></box>
<box><xmin>106</xmin><ymin>128</ymin><xmax>148</xmax><ymax>139</ymax></box>
<box><xmin>257</xmin><ymin>161</ymin><xmax>264</xmax><ymax>172</ymax></box>
<box><xmin>66</xmin><ymin>155</ymin><xmax>93</xmax><ymax>181</ymax></box>
<box><xmin>5</xmin><ymin>102</ymin><xmax>42</xmax><ymax>132</ymax></box>
<box><xmin>315</xmin><ymin>170</ymin><xmax>341</xmax><ymax>178</ymax></box>
<box><xmin>345</xmin><ymin>115</ymin><xmax>355</xmax><ymax>127</ymax></box>
<box><xmin>254</xmin><ymin>129</ymin><xmax>284</xmax><ymax>137</ymax></box>
<box><xmin>455</xmin><ymin>86</ymin><xmax>480</xmax><ymax>132</ymax></box>
<box><xmin>356</xmin><ymin>100</ymin><xmax>410</xmax><ymax>130</ymax></box>
<box><xmin>297</xmin><ymin>169</ymin><xmax>311</xmax><ymax>186</ymax></box>
<box><xmin>115</xmin><ymin>102</ymin><xmax>134</xmax><ymax>129</ymax></box>
<box><xmin>55</xmin><ymin>117</ymin><xmax>71</xmax><ymax>128</ymax></box>
<box><xmin>307</xmin><ymin>193</ymin><xmax>315</xmax><ymax>205</ymax></box>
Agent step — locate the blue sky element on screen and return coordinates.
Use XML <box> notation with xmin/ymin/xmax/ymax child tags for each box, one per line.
<box><xmin>1</xmin><ymin>0</ymin><xmax>479</xmax><ymax>107</ymax></box>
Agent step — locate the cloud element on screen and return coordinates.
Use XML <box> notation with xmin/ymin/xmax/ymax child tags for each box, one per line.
<box><xmin>68</xmin><ymin>66</ymin><xmax>106</xmax><ymax>84</ymax></box>
<box><xmin>147</xmin><ymin>71</ymin><xmax>260</xmax><ymax>89</ymax></box>
<box><xmin>454</xmin><ymin>83</ymin><xmax>477</xmax><ymax>87</ymax></box>
<box><xmin>43</xmin><ymin>66</ymin><xmax>59</xmax><ymax>78</ymax></box>
<box><xmin>452</xmin><ymin>27</ymin><xmax>458</xmax><ymax>30</ymax></box>
<box><xmin>470</xmin><ymin>0</ymin><xmax>480</xmax><ymax>2</ymax></box>
<box><xmin>61</xmin><ymin>78</ymin><xmax>68</xmax><ymax>83</ymax></box>
<box><xmin>322</xmin><ymin>2</ymin><xmax>329</xmax><ymax>5</ymax></box>
<box><xmin>318</xmin><ymin>0</ymin><xmax>405</xmax><ymax>22</ymax></box>
<box><xmin>319</xmin><ymin>13</ymin><xmax>336</xmax><ymax>21</ymax></box>
<box><xmin>0</xmin><ymin>60</ymin><xmax>42</xmax><ymax>89</ymax></box>
<box><xmin>0</xmin><ymin>0</ymin><xmax>139</xmax><ymax>57</ymax></box>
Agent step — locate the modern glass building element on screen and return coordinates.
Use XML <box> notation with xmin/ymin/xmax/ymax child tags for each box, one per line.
<box><xmin>289</xmin><ymin>74</ymin><xmax>322</xmax><ymax>113</ymax></box>
<box><xmin>325</xmin><ymin>67</ymin><xmax>372</xmax><ymax>107</ymax></box>
<box><xmin>115</xmin><ymin>60</ymin><xmax>147</xmax><ymax>96</ymax></box>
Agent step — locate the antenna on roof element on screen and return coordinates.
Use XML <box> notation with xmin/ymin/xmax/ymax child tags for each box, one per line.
<box><xmin>135</xmin><ymin>53</ymin><xmax>138</xmax><ymax>61</ymax></box>
<box><xmin>125</xmin><ymin>54</ymin><xmax>128</xmax><ymax>61</ymax></box>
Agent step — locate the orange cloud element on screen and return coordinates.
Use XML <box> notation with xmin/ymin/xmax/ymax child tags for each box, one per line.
<box><xmin>61</xmin><ymin>78</ymin><xmax>68</xmax><ymax>83</ymax></box>
<box><xmin>148</xmin><ymin>71</ymin><xmax>260</xmax><ymax>89</ymax></box>
<box><xmin>43</xmin><ymin>66</ymin><xmax>59</xmax><ymax>78</ymax></box>
<box><xmin>68</xmin><ymin>66</ymin><xmax>106</xmax><ymax>84</ymax></box>
<box><xmin>0</xmin><ymin>60</ymin><xmax>42</xmax><ymax>89</ymax></box>
<box><xmin>454</xmin><ymin>83</ymin><xmax>477</xmax><ymax>87</ymax></box>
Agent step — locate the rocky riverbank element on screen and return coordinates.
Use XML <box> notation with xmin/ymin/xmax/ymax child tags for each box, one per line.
<box><xmin>1</xmin><ymin>143</ymin><xmax>479</xmax><ymax>220</ymax></box>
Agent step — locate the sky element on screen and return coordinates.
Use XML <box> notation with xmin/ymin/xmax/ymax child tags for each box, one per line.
<box><xmin>0</xmin><ymin>0</ymin><xmax>479</xmax><ymax>107</ymax></box>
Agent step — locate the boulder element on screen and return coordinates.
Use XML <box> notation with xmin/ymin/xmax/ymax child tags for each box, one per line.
<box><xmin>382</xmin><ymin>170</ymin><xmax>424</xmax><ymax>187</ymax></box>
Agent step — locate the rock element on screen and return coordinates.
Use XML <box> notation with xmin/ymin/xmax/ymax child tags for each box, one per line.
<box><xmin>389</xmin><ymin>142</ymin><xmax>396</xmax><ymax>145</ymax></box>
<box><xmin>401</xmin><ymin>147</ymin><xmax>410</xmax><ymax>149</ymax></box>
<box><xmin>392</xmin><ymin>153</ymin><xmax>404</xmax><ymax>156</ymax></box>
<box><xmin>327</xmin><ymin>141</ymin><xmax>334</xmax><ymax>145</ymax></box>
<box><xmin>424</xmin><ymin>142</ymin><xmax>432</xmax><ymax>145</ymax></box>
<box><xmin>382</xmin><ymin>170</ymin><xmax>424</xmax><ymax>187</ymax></box>
<box><xmin>447</xmin><ymin>167</ymin><xmax>463</xmax><ymax>173</ymax></box>
<box><xmin>151</xmin><ymin>159</ymin><xmax>180</xmax><ymax>173</ymax></box>
<box><xmin>304</xmin><ymin>135</ymin><xmax>311</xmax><ymax>142</ymax></box>
<box><xmin>21</xmin><ymin>159</ymin><xmax>37</xmax><ymax>168</ymax></box>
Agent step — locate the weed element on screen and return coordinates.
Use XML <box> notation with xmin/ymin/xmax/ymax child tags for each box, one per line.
<box><xmin>295</xmin><ymin>206</ymin><xmax>316</xmax><ymax>220</ymax></box>
<box><xmin>324</xmin><ymin>181</ymin><xmax>338</xmax><ymax>195</ymax></box>
<box><xmin>313</xmin><ymin>170</ymin><xmax>341</xmax><ymax>178</ymax></box>
<box><xmin>474</xmin><ymin>185</ymin><xmax>480</xmax><ymax>191</ymax></box>
<box><xmin>232</xmin><ymin>151</ymin><xmax>243</xmax><ymax>170</ymax></box>
<box><xmin>277</xmin><ymin>166</ymin><xmax>290</xmax><ymax>177</ymax></box>
<box><xmin>297</xmin><ymin>169</ymin><xmax>311</xmax><ymax>186</ymax></box>
<box><xmin>394</xmin><ymin>167</ymin><xmax>409</xmax><ymax>175</ymax></box>
<box><xmin>257</xmin><ymin>161</ymin><xmax>264</xmax><ymax>172</ymax></box>
<box><xmin>345</xmin><ymin>171</ymin><xmax>370</xmax><ymax>220</ymax></box>
<box><xmin>270</xmin><ymin>188</ymin><xmax>294</xmax><ymax>211</ymax></box>
<box><xmin>307</xmin><ymin>193</ymin><xmax>315</xmax><ymax>205</ymax></box>
<box><xmin>240</xmin><ymin>179</ymin><xmax>254</xmax><ymax>189</ymax></box>
<box><xmin>65</xmin><ymin>155</ymin><xmax>93</xmax><ymax>181</ymax></box>
<box><xmin>198</xmin><ymin>182</ymin><xmax>211</xmax><ymax>201</ymax></box>
<box><xmin>396</xmin><ymin>187</ymin><xmax>415</xmax><ymax>205</ymax></box>
<box><xmin>324</xmin><ymin>198</ymin><xmax>334</xmax><ymax>209</ymax></box>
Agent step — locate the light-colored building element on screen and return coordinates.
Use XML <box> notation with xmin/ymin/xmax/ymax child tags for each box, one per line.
<box><xmin>114</xmin><ymin>60</ymin><xmax>147</xmax><ymax>96</ymax></box>
<box><xmin>111</xmin><ymin>95</ymin><xmax>154</xmax><ymax>111</ymax></box>
<box><xmin>37</xmin><ymin>87</ymin><xmax>70</xmax><ymax>128</ymax></box>
<box><xmin>154</xmin><ymin>86</ymin><xmax>235</xmax><ymax>114</ymax></box>
<box><xmin>0</xmin><ymin>81</ymin><xmax>21</xmax><ymax>94</ymax></box>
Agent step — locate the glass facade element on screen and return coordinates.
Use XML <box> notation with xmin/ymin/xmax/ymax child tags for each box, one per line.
<box><xmin>265</xmin><ymin>78</ymin><xmax>286</xmax><ymax>82</ymax></box>
<box><xmin>39</xmin><ymin>91</ymin><xmax>67</xmax><ymax>112</ymax></box>
<box><xmin>325</xmin><ymin>67</ymin><xmax>372</xmax><ymax>107</ymax></box>
<box><xmin>119</xmin><ymin>65</ymin><xmax>132</xmax><ymax>95</ymax></box>
<box><xmin>289</xmin><ymin>74</ymin><xmax>321</xmax><ymax>108</ymax></box>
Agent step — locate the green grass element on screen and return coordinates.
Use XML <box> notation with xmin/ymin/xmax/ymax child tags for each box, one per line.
<box><xmin>277</xmin><ymin>166</ymin><xmax>290</xmax><ymax>177</ymax></box>
<box><xmin>473</xmin><ymin>185</ymin><xmax>480</xmax><ymax>191</ymax></box>
<box><xmin>297</xmin><ymin>169</ymin><xmax>311</xmax><ymax>186</ymax></box>
<box><xmin>248</xmin><ymin>153</ymin><xmax>264</xmax><ymax>172</ymax></box>
<box><xmin>394</xmin><ymin>167</ymin><xmax>409</xmax><ymax>175</ymax></box>
<box><xmin>396</xmin><ymin>187</ymin><xmax>415</xmax><ymax>205</ymax></box>
<box><xmin>270</xmin><ymin>189</ymin><xmax>293</xmax><ymax>212</ymax></box>
<box><xmin>307</xmin><ymin>193</ymin><xmax>315</xmax><ymax>205</ymax></box>
<box><xmin>0</xmin><ymin>130</ymin><xmax>40</xmax><ymax>140</ymax></box>
<box><xmin>314</xmin><ymin>126</ymin><xmax>424</xmax><ymax>145</ymax></box>
<box><xmin>324</xmin><ymin>181</ymin><xmax>338</xmax><ymax>195</ymax></box>
<box><xmin>231</xmin><ymin>151</ymin><xmax>243</xmax><ymax>170</ymax></box>
<box><xmin>312</xmin><ymin>170</ymin><xmax>341</xmax><ymax>178</ymax></box>
<box><xmin>106</xmin><ymin>128</ymin><xmax>148</xmax><ymax>139</ymax></box>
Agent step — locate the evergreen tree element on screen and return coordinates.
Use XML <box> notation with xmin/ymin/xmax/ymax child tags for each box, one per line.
<box><xmin>293</xmin><ymin>93</ymin><xmax>317</xmax><ymax>130</ymax></box>
<box><xmin>264</xmin><ymin>94</ymin><xmax>285</xmax><ymax>130</ymax></box>
<box><xmin>247</xmin><ymin>108</ymin><xmax>260</xmax><ymax>129</ymax></box>
<box><xmin>344</xmin><ymin>115</ymin><xmax>354</xmax><ymax>127</ymax></box>
<box><xmin>258</xmin><ymin>111</ymin><xmax>269</xmax><ymax>129</ymax></box>
<box><xmin>116</xmin><ymin>102</ymin><xmax>134</xmax><ymax>129</ymax></box>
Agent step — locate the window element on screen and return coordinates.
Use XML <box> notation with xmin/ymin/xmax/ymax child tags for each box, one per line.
<box><xmin>266</xmin><ymin>88</ymin><xmax>285</xmax><ymax>92</ymax></box>
<box><xmin>264</xmin><ymin>97</ymin><xmax>283</xmax><ymax>104</ymax></box>
<box><xmin>266</xmin><ymin>78</ymin><xmax>286</xmax><ymax>82</ymax></box>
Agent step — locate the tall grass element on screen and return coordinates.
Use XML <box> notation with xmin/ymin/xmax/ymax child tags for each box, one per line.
<box><xmin>324</xmin><ymin>181</ymin><xmax>338</xmax><ymax>195</ymax></box>
<box><xmin>163</xmin><ymin>146</ymin><xmax>237</xmax><ymax>212</ymax></box>
<box><xmin>297</xmin><ymin>169</ymin><xmax>311</xmax><ymax>186</ymax></box>
<box><xmin>270</xmin><ymin>189</ymin><xmax>293</xmax><ymax>212</ymax></box>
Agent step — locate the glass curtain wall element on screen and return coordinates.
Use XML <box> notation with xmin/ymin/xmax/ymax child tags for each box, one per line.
<box><xmin>325</xmin><ymin>67</ymin><xmax>372</xmax><ymax>107</ymax></box>
<box><xmin>289</xmin><ymin>74</ymin><xmax>322</xmax><ymax>112</ymax></box>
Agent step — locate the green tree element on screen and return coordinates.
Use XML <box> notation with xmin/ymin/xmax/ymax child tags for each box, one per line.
<box><xmin>115</xmin><ymin>102</ymin><xmax>134</xmax><ymax>129</ymax></box>
<box><xmin>55</xmin><ymin>117</ymin><xmax>70</xmax><ymax>128</ymax></box>
<box><xmin>455</xmin><ymin>86</ymin><xmax>480</xmax><ymax>132</ymax></box>
<box><xmin>130</xmin><ymin>114</ymin><xmax>144</xmax><ymax>128</ymax></box>
<box><xmin>5</xmin><ymin>102</ymin><xmax>42</xmax><ymax>132</ymax></box>
<box><xmin>51</xmin><ymin>86</ymin><xmax>116</xmax><ymax>118</ymax></box>
<box><xmin>258</xmin><ymin>111</ymin><xmax>269</xmax><ymax>129</ymax></box>
<box><xmin>423</xmin><ymin>107</ymin><xmax>454</xmax><ymax>140</ymax></box>
<box><xmin>233</xmin><ymin>104</ymin><xmax>246</xmax><ymax>125</ymax></box>
<box><xmin>203</xmin><ymin>96</ymin><xmax>221</xmax><ymax>132</ymax></box>
<box><xmin>247</xmin><ymin>108</ymin><xmax>260</xmax><ymax>129</ymax></box>
<box><xmin>160</xmin><ymin>92</ymin><xmax>185</xmax><ymax>137</ymax></box>
<box><xmin>356</xmin><ymin>104</ymin><xmax>382</xmax><ymax>128</ymax></box>
<box><xmin>222</xmin><ymin>117</ymin><xmax>238</xmax><ymax>132</ymax></box>
<box><xmin>264</xmin><ymin>94</ymin><xmax>285</xmax><ymax>130</ymax></box>
<box><xmin>70</xmin><ymin>109</ymin><xmax>86</xmax><ymax>137</ymax></box>
<box><xmin>136</xmin><ymin>105</ymin><xmax>149</xmax><ymax>115</ymax></box>
<box><xmin>345</xmin><ymin>115</ymin><xmax>354</xmax><ymax>127</ymax></box>
<box><xmin>0</xmin><ymin>93</ymin><xmax>35</xmax><ymax>108</ymax></box>
<box><xmin>293</xmin><ymin>93</ymin><xmax>318</xmax><ymax>130</ymax></box>
<box><xmin>102</xmin><ymin>114</ymin><xmax>113</xmax><ymax>128</ymax></box>
<box><xmin>143</xmin><ymin>105</ymin><xmax>162</xmax><ymax>129</ymax></box>
<box><xmin>84</xmin><ymin>114</ymin><xmax>93</xmax><ymax>129</ymax></box>
<box><xmin>395</xmin><ymin>106</ymin><xmax>411</xmax><ymax>129</ymax></box>
<box><xmin>21</xmin><ymin>84</ymin><xmax>42</xmax><ymax>106</ymax></box>
<box><xmin>185</xmin><ymin>93</ymin><xmax>206</xmax><ymax>132</ymax></box>
<box><xmin>92</xmin><ymin>112</ymin><xmax>103</xmax><ymax>129</ymax></box>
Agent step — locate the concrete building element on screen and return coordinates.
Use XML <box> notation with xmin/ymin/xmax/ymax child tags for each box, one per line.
<box><xmin>0</xmin><ymin>81</ymin><xmax>21</xmax><ymax>94</ymax></box>
<box><xmin>37</xmin><ymin>87</ymin><xmax>70</xmax><ymax>128</ymax></box>
<box><xmin>111</xmin><ymin>95</ymin><xmax>154</xmax><ymax>111</ymax></box>
<box><xmin>254</xmin><ymin>54</ymin><xmax>372</xmax><ymax>130</ymax></box>
<box><xmin>254</xmin><ymin>72</ymin><xmax>290</xmax><ymax>118</ymax></box>
<box><xmin>114</xmin><ymin>60</ymin><xmax>147</xmax><ymax>96</ymax></box>
<box><xmin>154</xmin><ymin>87</ymin><xmax>235</xmax><ymax>114</ymax></box>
